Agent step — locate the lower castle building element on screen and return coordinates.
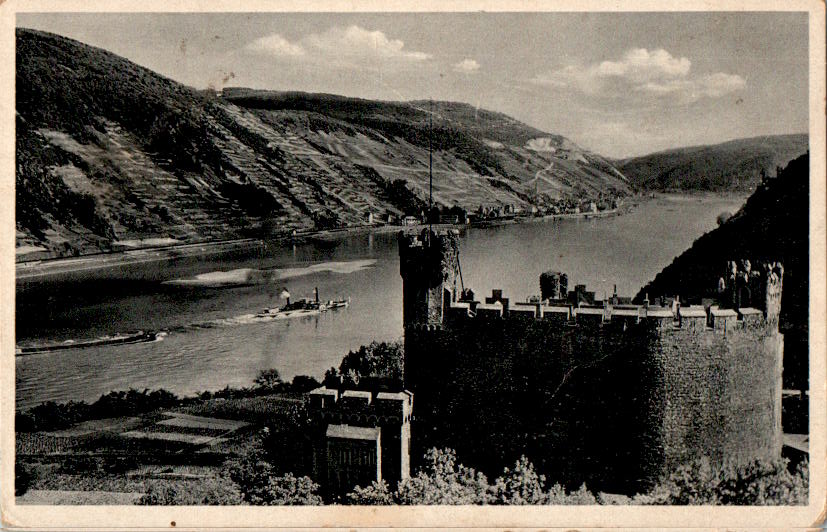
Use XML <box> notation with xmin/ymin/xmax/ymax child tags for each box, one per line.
<box><xmin>398</xmin><ymin>228</ymin><xmax>783</xmax><ymax>493</ymax></box>
<box><xmin>308</xmin><ymin>386</ymin><xmax>413</xmax><ymax>497</ymax></box>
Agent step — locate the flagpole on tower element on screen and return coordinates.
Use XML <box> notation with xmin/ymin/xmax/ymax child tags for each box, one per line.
<box><xmin>428</xmin><ymin>98</ymin><xmax>433</xmax><ymax>236</ymax></box>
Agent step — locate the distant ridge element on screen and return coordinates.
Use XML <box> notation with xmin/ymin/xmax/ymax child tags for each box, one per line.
<box><xmin>15</xmin><ymin>28</ymin><xmax>630</xmax><ymax>259</ymax></box>
<box><xmin>618</xmin><ymin>134</ymin><xmax>808</xmax><ymax>192</ymax></box>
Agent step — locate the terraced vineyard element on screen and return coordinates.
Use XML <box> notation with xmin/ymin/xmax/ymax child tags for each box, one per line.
<box><xmin>16</xmin><ymin>28</ymin><xmax>632</xmax><ymax>260</ymax></box>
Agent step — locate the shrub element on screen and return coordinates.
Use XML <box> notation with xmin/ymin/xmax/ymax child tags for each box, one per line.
<box><xmin>59</xmin><ymin>456</ymin><xmax>105</xmax><ymax>476</ymax></box>
<box><xmin>17</xmin><ymin>388</ymin><xmax>181</xmax><ymax>433</ymax></box>
<box><xmin>347</xmin><ymin>449</ymin><xmax>598</xmax><ymax>506</ymax></box>
<box><xmin>347</xmin><ymin>480</ymin><xmax>395</xmax><ymax>505</ymax></box>
<box><xmin>229</xmin><ymin>457</ymin><xmax>321</xmax><ymax>505</ymax></box>
<box><xmin>15</xmin><ymin>462</ymin><xmax>38</xmax><ymax>496</ymax></box>
<box><xmin>491</xmin><ymin>455</ymin><xmax>547</xmax><ymax>505</ymax></box>
<box><xmin>138</xmin><ymin>477</ymin><xmax>243</xmax><ymax>505</ymax></box>
<box><xmin>396</xmin><ymin>448</ymin><xmax>492</xmax><ymax>505</ymax></box>
<box><xmin>635</xmin><ymin>458</ymin><xmax>809</xmax><ymax>505</ymax></box>
<box><xmin>253</xmin><ymin>369</ymin><xmax>284</xmax><ymax>391</ymax></box>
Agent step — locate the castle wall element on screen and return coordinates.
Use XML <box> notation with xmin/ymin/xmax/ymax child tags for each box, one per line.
<box><xmin>405</xmin><ymin>311</ymin><xmax>783</xmax><ymax>493</ymax></box>
<box><xmin>403</xmin><ymin>314</ymin><xmax>659</xmax><ymax>492</ymax></box>
<box><xmin>398</xmin><ymin>230</ymin><xmax>783</xmax><ymax>493</ymax></box>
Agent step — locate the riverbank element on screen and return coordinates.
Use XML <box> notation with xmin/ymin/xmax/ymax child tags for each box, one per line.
<box><xmin>15</xmin><ymin>207</ymin><xmax>627</xmax><ymax>281</ymax></box>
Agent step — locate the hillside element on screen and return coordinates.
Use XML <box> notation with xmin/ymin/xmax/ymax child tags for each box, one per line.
<box><xmin>618</xmin><ymin>134</ymin><xmax>808</xmax><ymax>192</ymax></box>
<box><xmin>635</xmin><ymin>153</ymin><xmax>809</xmax><ymax>389</ymax></box>
<box><xmin>15</xmin><ymin>28</ymin><xmax>630</xmax><ymax>260</ymax></box>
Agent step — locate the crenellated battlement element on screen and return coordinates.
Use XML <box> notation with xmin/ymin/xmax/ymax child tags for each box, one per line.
<box><xmin>309</xmin><ymin>387</ymin><xmax>413</xmax><ymax>425</ymax></box>
<box><xmin>442</xmin><ymin>264</ymin><xmax>782</xmax><ymax>336</ymax></box>
<box><xmin>717</xmin><ymin>260</ymin><xmax>784</xmax><ymax>323</ymax></box>
<box><xmin>398</xmin><ymin>229</ymin><xmax>460</xmax><ymax>289</ymax></box>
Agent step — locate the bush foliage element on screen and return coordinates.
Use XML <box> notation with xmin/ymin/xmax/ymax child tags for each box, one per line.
<box><xmin>325</xmin><ymin>341</ymin><xmax>404</xmax><ymax>388</ymax></box>
<box><xmin>228</xmin><ymin>455</ymin><xmax>322</xmax><ymax>505</ymax></box>
<box><xmin>347</xmin><ymin>449</ymin><xmax>597</xmax><ymax>505</ymax></box>
<box><xmin>635</xmin><ymin>457</ymin><xmax>809</xmax><ymax>505</ymax></box>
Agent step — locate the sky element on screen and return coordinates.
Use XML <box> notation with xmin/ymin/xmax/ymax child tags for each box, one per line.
<box><xmin>17</xmin><ymin>12</ymin><xmax>809</xmax><ymax>158</ymax></box>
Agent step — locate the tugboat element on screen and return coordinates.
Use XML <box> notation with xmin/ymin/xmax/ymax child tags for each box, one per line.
<box><xmin>255</xmin><ymin>287</ymin><xmax>349</xmax><ymax>318</ymax></box>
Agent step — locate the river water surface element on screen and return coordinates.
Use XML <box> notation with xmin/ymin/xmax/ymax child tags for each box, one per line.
<box><xmin>16</xmin><ymin>194</ymin><xmax>745</xmax><ymax>409</ymax></box>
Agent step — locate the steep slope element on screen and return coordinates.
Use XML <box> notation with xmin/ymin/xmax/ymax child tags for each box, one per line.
<box><xmin>635</xmin><ymin>153</ymin><xmax>809</xmax><ymax>389</ymax></box>
<box><xmin>16</xmin><ymin>29</ymin><xmax>631</xmax><ymax>260</ymax></box>
<box><xmin>618</xmin><ymin>134</ymin><xmax>808</xmax><ymax>192</ymax></box>
<box><xmin>222</xmin><ymin>89</ymin><xmax>630</xmax><ymax>205</ymax></box>
<box><xmin>16</xmin><ymin>29</ymin><xmax>260</xmax><ymax>257</ymax></box>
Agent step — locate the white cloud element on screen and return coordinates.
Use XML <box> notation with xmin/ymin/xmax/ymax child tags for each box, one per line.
<box><xmin>597</xmin><ymin>48</ymin><xmax>690</xmax><ymax>81</ymax></box>
<box><xmin>532</xmin><ymin>48</ymin><xmax>744</xmax><ymax>102</ymax></box>
<box><xmin>453</xmin><ymin>58</ymin><xmax>480</xmax><ymax>73</ymax></box>
<box><xmin>306</xmin><ymin>25</ymin><xmax>430</xmax><ymax>61</ymax></box>
<box><xmin>245</xmin><ymin>34</ymin><xmax>305</xmax><ymax>56</ymax></box>
<box><xmin>245</xmin><ymin>25</ymin><xmax>430</xmax><ymax>64</ymax></box>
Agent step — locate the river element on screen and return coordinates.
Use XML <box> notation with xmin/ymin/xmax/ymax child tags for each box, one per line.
<box><xmin>15</xmin><ymin>194</ymin><xmax>746</xmax><ymax>410</ymax></box>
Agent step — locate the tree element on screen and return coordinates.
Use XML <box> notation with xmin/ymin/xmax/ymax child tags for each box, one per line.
<box><xmin>337</xmin><ymin>341</ymin><xmax>404</xmax><ymax>386</ymax></box>
<box><xmin>716</xmin><ymin>211</ymin><xmax>732</xmax><ymax>226</ymax></box>
<box><xmin>229</xmin><ymin>455</ymin><xmax>321</xmax><ymax>505</ymax></box>
<box><xmin>289</xmin><ymin>375</ymin><xmax>322</xmax><ymax>393</ymax></box>
<box><xmin>394</xmin><ymin>448</ymin><xmax>492</xmax><ymax>505</ymax></box>
<box><xmin>230</xmin><ymin>459</ymin><xmax>321</xmax><ymax>506</ymax></box>
<box><xmin>635</xmin><ymin>458</ymin><xmax>809</xmax><ymax>505</ymax></box>
<box><xmin>491</xmin><ymin>456</ymin><xmax>547</xmax><ymax>505</ymax></box>
<box><xmin>254</xmin><ymin>368</ymin><xmax>284</xmax><ymax>391</ymax></box>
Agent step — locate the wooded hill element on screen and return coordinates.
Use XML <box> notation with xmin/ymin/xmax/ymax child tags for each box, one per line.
<box><xmin>16</xmin><ymin>28</ymin><xmax>630</xmax><ymax>259</ymax></box>
<box><xmin>618</xmin><ymin>134</ymin><xmax>808</xmax><ymax>192</ymax></box>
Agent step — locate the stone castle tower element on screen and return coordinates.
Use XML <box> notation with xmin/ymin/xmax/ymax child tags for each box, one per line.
<box><xmin>397</xmin><ymin>229</ymin><xmax>784</xmax><ymax>492</ymax></box>
<box><xmin>398</xmin><ymin>229</ymin><xmax>460</xmax><ymax>388</ymax></box>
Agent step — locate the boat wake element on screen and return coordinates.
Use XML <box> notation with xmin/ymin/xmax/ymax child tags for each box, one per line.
<box><xmin>167</xmin><ymin>299</ymin><xmax>350</xmax><ymax>332</ymax></box>
<box><xmin>162</xmin><ymin>259</ymin><xmax>376</xmax><ymax>288</ymax></box>
<box><xmin>16</xmin><ymin>300</ymin><xmax>351</xmax><ymax>355</ymax></box>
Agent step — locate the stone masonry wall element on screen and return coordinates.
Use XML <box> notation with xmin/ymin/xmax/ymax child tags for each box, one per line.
<box><xmin>655</xmin><ymin>326</ymin><xmax>783</xmax><ymax>472</ymax></box>
<box><xmin>405</xmin><ymin>312</ymin><xmax>783</xmax><ymax>493</ymax></box>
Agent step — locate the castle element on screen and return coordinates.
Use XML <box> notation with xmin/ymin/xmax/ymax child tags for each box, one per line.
<box><xmin>308</xmin><ymin>227</ymin><xmax>784</xmax><ymax>495</ymax></box>
<box><xmin>398</xmin><ymin>228</ymin><xmax>783</xmax><ymax>493</ymax></box>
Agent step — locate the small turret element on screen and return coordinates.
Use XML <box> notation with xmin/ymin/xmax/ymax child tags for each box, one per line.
<box><xmin>717</xmin><ymin>260</ymin><xmax>783</xmax><ymax>326</ymax></box>
<box><xmin>540</xmin><ymin>271</ymin><xmax>568</xmax><ymax>301</ymax></box>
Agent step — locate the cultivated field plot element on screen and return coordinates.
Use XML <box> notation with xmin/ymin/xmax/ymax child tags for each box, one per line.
<box><xmin>16</xmin><ymin>432</ymin><xmax>98</xmax><ymax>455</ymax></box>
<box><xmin>119</xmin><ymin>412</ymin><xmax>250</xmax><ymax>446</ymax></box>
<box><xmin>158</xmin><ymin>413</ymin><xmax>248</xmax><ymax>431</ymax></box>
<box><xmin>120</xmin><ymin>431</ymin><xmax>216</xmax><ymax>445</ymax></box>
<box><xmin>43</xmin><ymin>416</ymin><xmax>143</xmax><ymax>437</ymax></box>
<box><xmin>173</xmin><ymin>394</ymin><xmax>305</xmax><ymax>423</ymax></box>
<box><xmin>17</xmin><ymin>489</ymin><xmax>143</xmax><ymax>505</ymax></box>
